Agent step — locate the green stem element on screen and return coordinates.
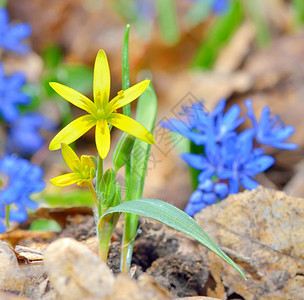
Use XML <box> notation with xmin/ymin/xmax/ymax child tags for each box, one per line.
<box><xmin>5</xmin><ymin>205</ymin><xmax>10</xmax><ymax>229</ymax></box>
<box><xmin>96</xmin><ymin>156</ymin><xmax>104</xmax><ymax>220</ymax></box>
<box><xmin>88</xmin><ymin>181</ymin><xmax>98</xmax><ymax>208</ymax></box>
<box><xmin>120</xmin><ymin>24</ymin><xmax>135</xmax><ymax>273</ymax></box>
<box><xmin>97</xmin><ymin>213</ymin><xmax>119</xmax><ymax>262</ymax></box>
<box><xmin>121</xmin><ymin>213</ymin><xmax>139</xmax><ymax>273</ymax></box>
<box><xmin>122</xmin><ymin>24</ymin><xmax>132</xmax><ymax>202</ymax></box>
<box><xmin>122</xmin><ymin>24</ymin><xmax>131</xmax><ymax>106</ymax></box>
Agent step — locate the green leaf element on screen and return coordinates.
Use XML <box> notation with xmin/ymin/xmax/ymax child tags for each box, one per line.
<box><xmin>30</xmin><ymin>219</ymin><xmax>61</xmax><ymax>232</ymax></box>
<box><xmin>155</xmin><ymin>0</ymin><xmax>179</xmax><ymax>45</ymax></box>
<box><xmin>102</xmin><ymin>199</ymin><xmax>246</xmax><ymax>279</ymax></box>
<box><xmin>42</xmin><ymin>45</ymin><xmax>63</xmax><ymax>69</ymax></box>
<box><xmin>242</xmin><ymin>0</ymin><xmax>271</xmax><ymax>48</ymax></box>
<box><xmin>184</xmin><ymin>0</ymin><xmax>214</xmax><ymax>26</ymax></box>
<box><xmin>43</xmin><ymin>189</ymin><xmax>95</xmax><ymax>207</ymax></box>
<box><xmin>191</xmin><ymin>0</ymin><xmax>244</xmax><ymax>69</ymax></box>
<box><xmin>131</xmin><ymin>83</ymin><xmax>158</xmax><ymax>200</ymax></box>
<box><xmin>56</xmin><ymin>65</ymin><xmax>93</xmax><ymax>95</ymax></box>
<box><xmin>292</xmin><ymin>0</ymin><xmax>304</xmax><ymax>27</ymax></box>
<box><xmin>0</xmin><ymin>0</ymin><xmax>7</xmax><ymax>8</ymax></box>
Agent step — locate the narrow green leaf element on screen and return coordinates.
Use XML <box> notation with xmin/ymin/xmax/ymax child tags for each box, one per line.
<box><xmin>292</xmin><ymin>0</ymin><xmax>304</xmax><ymax>27</ymax></box>
<box><xmin>122</xmin><ymin>24</ymin><xmax>131</xmax><ymax>93</ymax></box>
<box><xmin>242</xmin><ymin>0</ymin><xmax>271</xmax><ymax>48</ymax></box>
<box><xmin>184</xmin><ymin>0</ymin><xmax>213</xmax><ymax>26</ymax></box>
<box><xmin>155</xmin><ymin>0</ymin><xmax>179</xmax><ymax>45</ymax></box>
<box><xmin>191</xmin><ymin>0</ymin><xmax>244</xmax><ymax>69</ymax></box>
<box><xmin>131</xmin><ymin>83</ymin><xmax>157</xmax><ymax>200</ymax></box>
<box><xmin>102</xmin><ymin>199</ymin><xmax>246</xmax><ymax>279</ymax></box>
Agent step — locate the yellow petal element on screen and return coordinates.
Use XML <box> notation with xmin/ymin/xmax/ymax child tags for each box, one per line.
<box><xmin>50</xmin><ymin>173</ymin><xmax>82</xmax><ymax>186</ymax></box>
<box><xmin>49</xmin><ymin>115</ymin><xmax>96</xmax><ymax>150</ymax></box>
<box><xmin>108</xmin><ymin>113</ymin><xmax>155</xmax><ymax>145</ymax></box>
<box><xmin>49</xmin><ymin>82</ymin><xmax>95</xmax><ymax>114</ymax></box>
<box><xmin>94</xmin><ymin>50</ymin><xmax>110</xmax><ymax>108</ymax></box>
<box><xmin>111</xmin><ymin>80</ymin><xmax>150</xmax><ymax>110</ymax></box>
<box><xmin>61</xmin><ymin>143</ymin><xmax>81</xmax><ymax>172</ymax></box>
<box><xmin>95</xmin><ymin>119</ymin><xmax>110</xmax><ymax>159</ymax></box>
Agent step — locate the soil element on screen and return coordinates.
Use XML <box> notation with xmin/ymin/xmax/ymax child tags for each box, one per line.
<box><xmin>11</xmin><ymin>212</ymin><xmax>244</xmax><ymax>299</ymax></box>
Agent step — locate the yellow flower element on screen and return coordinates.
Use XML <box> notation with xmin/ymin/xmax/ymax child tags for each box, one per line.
<box><xmin>50</xmin><ymin>143</ymin><xmax>96</xmax><ymax>187</ymax></box>
<box><xmin>49</xmin><ymin>49</ymin><xmax>155</xmax><ymax>159</ymax></box>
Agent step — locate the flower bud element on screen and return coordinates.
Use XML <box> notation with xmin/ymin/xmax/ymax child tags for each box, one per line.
<box><xmin>100</xmin><ymin>168</ymin><xmax>116</xmax><ymax>208</ymax></box>
<box><xmin>112</xmin><ymin>133</ymin><xmax>135</xmax><ymax>172</ymax></box>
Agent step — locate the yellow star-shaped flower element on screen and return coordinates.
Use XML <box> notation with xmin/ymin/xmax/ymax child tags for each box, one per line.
<box><xmin>50</xmin><ymin>143</ymin><xmax>96</xmax><ymax>187</ymax></box>
<box><xmin>49</xmin><ymin>49</ymin><xmax>155</xmax><ymax>159</ymax></box>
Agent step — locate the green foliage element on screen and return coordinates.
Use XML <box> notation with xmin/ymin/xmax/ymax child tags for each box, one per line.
<box><xmin>191</xmin><ymin>0</ymin><xmax>244</xmax><ymax>69</ymax></box>
<box><xmin>42</xmin><ymin>45</ymin><xmax>63</xmax><ymax>69</ymax></box>
<box><xmin>102</xmin><ymin>199</ymin><xmax>246</xmax><ymax>279</ymax></box>
<box><xmin>189</xmin><ymin>141</ymin><xmax>203</xmax><ymax>189</ymax></box>
<box><xmin>155</xmin><ymin>0</ymin><xmax>179</xmax><ymax>45</ymax></box>
<box><xmin>0</xmin><ymin>0</ymin><xmax>7</xmax><ymax>7</ymax></box>
<box><xmin>130</xmin><ymin>83</ymin><xmax>158</xmax><ymax>200</ymax></box>
<box><xmin>30</xmin><ymin>219</ymin><xmax>61</xmax><ymax>232</ymax></box>
<box><xmin>113</xmin><ymin>133</ymin><xmax>135</xmax><ymax>172</ymax></box>
<box><xmin>43</xmin><ymin>190</ymin><xmax>95</xmax><ymax>208</ymax></box>
<box><xmin>242</xmin><ymin>0</ymin><xmax>271</xmax><ymax>48</ymax></box>
<box><xmin>100</xmin><ymin>168</ymin><xmax>117</xmax><ymax>208</ymax></box>
<box><xmin>292</xmin><ymin>0</ymin><xmax>304</xmax><ymax>27</ymax></box>
<box><xmin>184</xmin><ymin>0</ymin><xmax>214</xmax><ymax>26</ymax></box>
<box><xmin>40</xmin><ymin>45</ymin><xmax>93</xmax><ymax>127</ymax></box>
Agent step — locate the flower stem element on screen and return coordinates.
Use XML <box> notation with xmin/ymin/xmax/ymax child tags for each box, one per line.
<box><xmin>120</xmin><ymin>24</ymin><xmax>137</xmax><ymax>273</ymax></box>
<box><xmin>88</xmin><ymin>181</ymin><xmax>98</xmax><ymax>208</ymax></box>
<box><xmin>5</xmin><ymin>205</ymin><xmax>10</xmax><ymax>229</ymax></box>
<box><xmin>121</xmin><ymin>213</ymin><xmax>138</xmax><ymax>273</ymax></box>
<box><xmin>96</xmin><ymin>155</ymin><xmax>104</xmax><ymax>219</ymax></box>
<box><xmin>97</xmin><ymin>213</ymin><xmax>119</xmax><ymax>262</ymax></box>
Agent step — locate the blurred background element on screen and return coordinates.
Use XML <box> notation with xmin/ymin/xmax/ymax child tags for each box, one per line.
<box><xmin>2</xmin><ymin>0</ymin><xmax>304</xmax><ymax>211</ymax></box>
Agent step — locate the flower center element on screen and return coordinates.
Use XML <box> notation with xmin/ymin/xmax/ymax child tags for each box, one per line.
<box><xmin>95</xmin><ymin>108</ymin><xmax>106</xmax><ymax>120</ymax></box>
<box><xmin>79</xmin><ymin>164</ymin><xmax>90</xmax><ymax>179</ymax></box>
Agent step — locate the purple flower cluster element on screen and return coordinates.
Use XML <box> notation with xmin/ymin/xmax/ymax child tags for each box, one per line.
<box><xmin>161</xmin><ymin>99</ymin><xmax>297</xmax><ymax>217</ymax></box>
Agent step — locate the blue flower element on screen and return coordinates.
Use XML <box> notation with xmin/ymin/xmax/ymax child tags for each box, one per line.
<box><xmin>185</xmin><ymin>179</ymin><xmax>229</xmax><ymax>216</ymax></box>
<box><xmin>6</xmin><ymin>112</ymin><xmax>57</xmax><ymax>156</ymax></box>
<box><xmin>0</xmin><ymin>63</ymin><xmax>31</xmax><ymax>122</ymax></box>
<box><xmin>160</xmin><ymin>99</ymin><xmax>245</xmax><ymax>146</ymax></box>
<box><xmin>212</xmin><ymin>0</ymin><xmax>230</xmax><ymax>14</ymax></box>
<box><xmin>163</xmin><ymin>98</ymin><xmax>296</xmax><ymax>217</ymax></box>
<box><xmin>0</xmin><ymin>155</ymin><xmax>45</xmax><ymax>232</ymax></box>
<box><xmin>0</xmin><ymin>8</ymin><xmax>32</xmax><ymax>55</ymax></box>
<box><xmin>222</xmin><ymin>130</ymin><xmax>275</xmax><ymax>193</ymax></box>
<box><xmin>245</xmin><ymin>99</ymin><xmax>297</xmax><ymax>150</ymax></box>
<box><xmin>181</xmin><ymin>138</ymin><xmax>232</xmax><ymax>183</ymax></box>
